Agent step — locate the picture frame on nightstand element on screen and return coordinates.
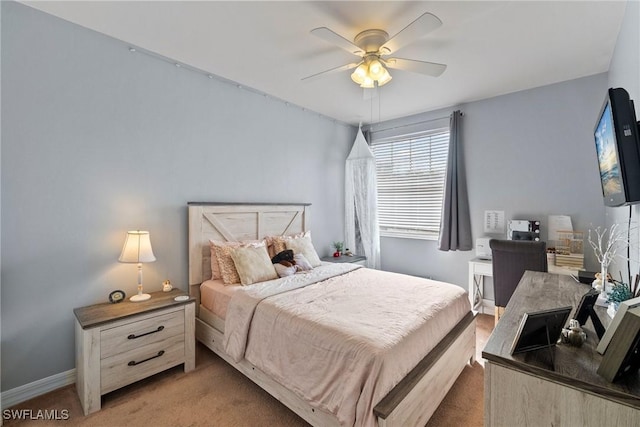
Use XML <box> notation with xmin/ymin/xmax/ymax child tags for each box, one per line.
<box><xmin>108</xmin><ymin>289</ymin><xmax>126</xmax><ymax>303</ymax></box>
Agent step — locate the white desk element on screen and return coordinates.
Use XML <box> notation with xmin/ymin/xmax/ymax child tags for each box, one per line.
<box><xmin>468</xmin><ymin>257</ymin><xmax>580</xmax><ymax>314</ymax></box>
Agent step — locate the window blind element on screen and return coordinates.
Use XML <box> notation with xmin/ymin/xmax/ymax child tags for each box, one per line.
<box><xmin>371</xmin><ymin>128</ymin><xmax>450</xmax><ymax>239</ymax></box>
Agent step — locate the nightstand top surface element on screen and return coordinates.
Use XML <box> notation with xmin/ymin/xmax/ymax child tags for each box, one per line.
<box><xmin>74</xmin><ymin>289</ymin><xmax>194</xmax><ymax>329</ymax></box>
<box><xmin>321</xmin><ymin>254</ymin><xmax>366</xmax><ymax>263</ymax></box>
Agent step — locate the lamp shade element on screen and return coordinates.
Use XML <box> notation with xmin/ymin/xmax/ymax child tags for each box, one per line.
<box><xmin>118</xmin><ymin>231</ymin><xmax>156</xmax><ymax>263</ymax></box>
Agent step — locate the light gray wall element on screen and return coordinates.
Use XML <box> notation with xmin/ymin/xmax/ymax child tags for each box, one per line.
<box><xmin>604</xmin><ymin>0</ymin><xmax>640</xmax><ymax>284</ymax></box>
<box><xmin>374</xmin><ymin>73</ymin><xmax>609</xmax><ymax>290</ymax></box>
<box><xmin>1</xmin><ymin>2</ymin><xmax>355</xmax><ymax>391</ymax></box>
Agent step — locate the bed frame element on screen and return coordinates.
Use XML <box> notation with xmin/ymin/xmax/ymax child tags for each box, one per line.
<box><xmin>188</xmin><ymin>202</ymin><xmax>476</xmax><ymax>427</ymax></box>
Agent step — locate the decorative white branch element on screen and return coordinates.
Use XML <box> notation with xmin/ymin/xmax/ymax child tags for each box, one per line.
<box><xmin>588</xmin><ymin>224</ymin><xmax>631</xmax><ymax>295</ymax></box>
<box><xmin>588</xmin><ymin>224</ymin><xmax>629</xmax><ymax>270</ymax></box>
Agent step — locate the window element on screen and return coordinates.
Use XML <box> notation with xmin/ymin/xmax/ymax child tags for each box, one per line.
<box><xmin>371</xmin><ymin>128</ymin><xmax>450</xmax><ymax>240</ymax></box>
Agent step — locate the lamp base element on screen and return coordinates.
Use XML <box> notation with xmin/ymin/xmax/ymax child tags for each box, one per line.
<box><xmin>130</xmin><ymin>293</ymin><xmax>151</xmax><ymax>302</ymax></box>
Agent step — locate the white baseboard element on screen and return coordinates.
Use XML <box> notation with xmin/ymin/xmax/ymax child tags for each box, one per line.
<box><xmin>1</xmin><ymin>369</ymin><xmax>75</xmax><ymax>409</ymax></box>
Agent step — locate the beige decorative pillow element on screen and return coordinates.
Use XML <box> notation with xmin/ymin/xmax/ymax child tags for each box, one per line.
<box><xmin>285</xmin><ymin>235</ymin><xmax>322</xmax><ymax>267</ymax></box>
<box><xmin>231</xmin><ymin>245</ymin><xmax>278</xmax><ymax>285</ymax></box>
<box><xmin>211</xmin><ymin>240</ymin><xmax>265</xmax><ymax>285</ymax></box>
<box><xmin>266</xmin><ymin>231</ymin><xmax>310</xmax><ymax>258</ymax></box>
<box><xmin>266</xmin><ymin>236</ymin><xmax>286</xmax><ymax>258</ymax></box>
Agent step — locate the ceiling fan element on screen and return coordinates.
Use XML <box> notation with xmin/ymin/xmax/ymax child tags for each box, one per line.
<box><xmin>303</xmin><ymin>12</ymin><xmax>447</xmax><ymax>88</ymax></box>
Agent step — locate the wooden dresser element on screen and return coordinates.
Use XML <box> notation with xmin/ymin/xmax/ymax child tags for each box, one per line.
<box><xmin>74</xmin><ymin>289</ymin><xmax>195</xmax><ymax>415</ymax></box>
<box><xmin>483</xmin><ymin>271</ymin><xmax>640</xmax><ymax>426</ymax></box>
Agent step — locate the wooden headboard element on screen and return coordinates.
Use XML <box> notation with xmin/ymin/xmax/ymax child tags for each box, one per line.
<box><xmin>187</xmin><ymin>202</ymin><xmax>311</xmax><ymax>288</ymax></box>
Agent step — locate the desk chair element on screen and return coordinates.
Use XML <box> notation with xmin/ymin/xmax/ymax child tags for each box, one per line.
<box><xmin>490</xmin><ymin>239</ymin><xmax>548</xmax><ymax>325</ymax></box>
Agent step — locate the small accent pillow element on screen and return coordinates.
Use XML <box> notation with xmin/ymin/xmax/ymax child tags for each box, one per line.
<box><xmin>266</xmin><ymin>231</ymin><xmax>310</xmax><ymax>257</ymax></box>
<box><xmin>209</xmin><ymin>240</ymin><xmax>233</xmax><ymax>280</ymax></box>
<box><xmin>274</xmin><ymin>263</ymin><xmax>297</xmax><ymax>278</ymax></box>
<box><xmin>285</xmin><ymin>235</ymin><xmax>322</xmax><ymax>267</ymax></box>
<box><xmin>211</xmin><ymin>240</ymin><xmax>265</xmax><ymax>285</ymax></box>
<box><xmin>230</xmin><ymin>245</ymin><xmax>278</xmax><ymax>285</ymax></box>
<box><xmin>294</xmin><ymin>253</ymin><xmax>313</xmax><ymax>271</ymax></box>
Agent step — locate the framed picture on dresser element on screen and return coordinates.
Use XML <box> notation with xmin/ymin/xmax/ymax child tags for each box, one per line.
<box><xmin>511</xmin><ymin>306</ymin><xmax>572</xmax><ymax>355</ymax></box>
<box><xmin>597</xmin><ymin>306</ymin><xmax>640</xmax><ymax>382</ymax></box>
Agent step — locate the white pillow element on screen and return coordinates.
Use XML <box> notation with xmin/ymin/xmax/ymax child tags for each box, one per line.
<box><xmin>266</xmin><ymin>231</ymin><xmax>309</xmax><ymax>258</ymax></box>
<box><xmin>274</xmin><ymin>263</ymin><xmax>297</xmax><ymax>278</ymax></box>
<box><xmin>294</xmin><ymin>253</ymin><xmax>313</xmax><ymax>271</ymax></box>
<box><xmin>285</xmin><ymin>236</ymin><xmax>322</xmax><ymax>267</ymax></box>
<box><xmin>230</xmin><ymin>245</ymin><xmax>278</xmax><ymax>285</ymax></box>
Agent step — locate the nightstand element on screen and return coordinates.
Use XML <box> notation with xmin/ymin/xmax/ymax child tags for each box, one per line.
<box><xmin>74</xmin><ymin>289</ymin><xmax>195</xmax><ymax>415</ymax></box>
<box><xmin>321</xmin><ymin>254</ymin><xmax>367</xmax><ymax>266</ymax></box>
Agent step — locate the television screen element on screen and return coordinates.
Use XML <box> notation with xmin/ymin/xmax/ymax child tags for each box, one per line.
<box><xmin>595</xmin><ymin>101</ymin><xmax>623</xmax><ymax>197</ymax></box>
<box><xmin>593</xmin><ymin>88</ymin><xmax>640</xmax><ymax>207</ymax></box>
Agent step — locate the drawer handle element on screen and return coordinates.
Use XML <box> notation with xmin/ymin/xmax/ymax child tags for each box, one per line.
<box><xmin>127</xmin><ymin>325</ymin><xmax>164</xmax><ymax>340</ymax></box>
<box><xmin>128</xmin><ymin>350</ymin><xmax>165</xmax><ymax>366</ymax></box>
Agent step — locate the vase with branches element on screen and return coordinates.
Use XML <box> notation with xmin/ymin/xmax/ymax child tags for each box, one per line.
<box><xmin>588</xmin><ymin>224</ymin><xmax>629</xmax><ymax>300</ymax></box>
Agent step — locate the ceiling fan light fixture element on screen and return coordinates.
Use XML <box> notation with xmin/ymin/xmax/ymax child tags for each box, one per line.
<box><xmin>351</xmin><ymin>57</ymin><xmax>392</xmax><ymax>88</ymax></box>
<box><xmin>368</xmin><ymin>59</ymin><xmax>384</xmax><ymax>79</ymax></box>
<box><xmin>350</xmin><ymin>63</ymin><xmax>368</xmax><ymax>85</ymax></box>
<box><xmin>360</xmin><ymin>76</ymin><xmax>375</xmax><ymax>89</ymax></box>
<box><xmin>307</xmin><ymin>12</ymin><xmax>446</xmax><ymax>89</ymax></box>
<box><xmin>377</xmin><ymin>68</ymin><xmax>392</xmax><ymax>86</ymax></box>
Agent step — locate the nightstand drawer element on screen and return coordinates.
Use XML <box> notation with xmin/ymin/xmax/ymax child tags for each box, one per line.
<box><xmin>100</xmin><ymin>309</ymin><xmax>184</xmax><ymax>359</ymax></box>
<box><xmin>100</xmin><ymin>334</ymin><xmax>185</xmax><ymax>394</ymax></box>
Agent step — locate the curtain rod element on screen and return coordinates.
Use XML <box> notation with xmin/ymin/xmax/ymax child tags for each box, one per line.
<box><xmin>367</xmin><ymin>112</ymin><xmax>463</xmax><ymax>134</ymax></box>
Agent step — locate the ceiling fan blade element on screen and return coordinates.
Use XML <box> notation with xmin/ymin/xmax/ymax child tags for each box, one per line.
<box><xmin>301</xmin><ymin>62</ymin><xmax>360</xmax><ymax>81</ymax></box>
<box><xmin>385</xmin><ymin>57</ymin><xmax>447</xmax><ymax>77</ymax></box>
<box><xmin>380</xmin><ymin>13</ymin><xmax>442</xmax><ymax>55</ymax></box>
<box><xmin>310</xmin><ymin>27</ymin><xmax>364</xmax><ymax>56</ymax></box>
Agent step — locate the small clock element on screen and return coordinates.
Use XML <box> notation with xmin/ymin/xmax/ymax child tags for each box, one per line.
<box><xmin>108</xmin><ymin>290</ymin><xmax>126</xmax><ymax>304</ymax></box>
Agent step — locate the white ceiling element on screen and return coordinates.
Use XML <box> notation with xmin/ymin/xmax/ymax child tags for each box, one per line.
<box><xmin>23</xmin><ymin>1</ymin><xmax>628</xmax><ymax>125</ymax></box>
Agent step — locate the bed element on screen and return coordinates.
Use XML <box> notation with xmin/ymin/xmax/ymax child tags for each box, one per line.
<box><xmin>188</xmin><ymin>202</ymin><xmax>476</xmax><ymax>427</ymax></box>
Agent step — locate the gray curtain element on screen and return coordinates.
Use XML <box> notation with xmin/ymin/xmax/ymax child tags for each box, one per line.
<box><xmin>438</xmin><ymin>110</ymin><xmax>472</xmax><ymax>251</ymax></box>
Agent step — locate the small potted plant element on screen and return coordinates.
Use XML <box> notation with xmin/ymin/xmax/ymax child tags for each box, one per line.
<box><xmin>607</xmin><ymin>278</ymin><xmax>634</xmax><ymax>317</ymax></box>
<box><xmin>332</xmin><ymin>241</ymin><xmax>344</xmax><ymax>257</ymax></box>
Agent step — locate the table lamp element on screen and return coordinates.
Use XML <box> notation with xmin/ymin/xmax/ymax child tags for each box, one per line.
<box><xmin>119</xmin><ymin>230</ymin><xmax>156</xmax><ymax>302</ymax></box>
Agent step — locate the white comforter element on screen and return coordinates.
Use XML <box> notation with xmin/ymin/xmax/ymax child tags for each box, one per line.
<box><xmin>223</xmin><ymin>263</ymin><xmax>470</xmax><ymax>427</ymax></box>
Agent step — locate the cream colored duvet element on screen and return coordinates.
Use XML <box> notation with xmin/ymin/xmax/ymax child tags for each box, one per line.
<box><xmin>223</xmin><ymin>263</ymin><xmax>470</xmax><ymax>427</ymax></box>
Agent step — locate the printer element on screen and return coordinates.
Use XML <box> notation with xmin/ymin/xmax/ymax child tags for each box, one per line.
<box><xmin>507</xmin><ymin>220</ymin><xmax>541</xmax><ymax>241</ymax></box>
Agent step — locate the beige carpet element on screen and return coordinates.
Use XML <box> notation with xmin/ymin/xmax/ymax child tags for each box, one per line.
<box><xmin>5</xmin><ymin>314</ymin><xmax>493</xmax><ymax>427</ymax></box>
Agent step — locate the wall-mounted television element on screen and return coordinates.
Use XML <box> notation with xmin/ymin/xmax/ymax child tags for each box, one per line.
<box><xmin>594</xmin><ymin>88</ymin><xmax>640</xmax><ymax>207</ymax></box>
